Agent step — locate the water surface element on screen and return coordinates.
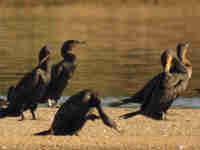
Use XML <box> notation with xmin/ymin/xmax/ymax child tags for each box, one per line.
<box><xmin>0</xmin><ymin>6</ymin><xmax>200</xmax><ymax>98</ymax></box>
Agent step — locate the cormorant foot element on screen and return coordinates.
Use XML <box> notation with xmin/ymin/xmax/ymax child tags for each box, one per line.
<box><xmin>163</xmin><ymin>115</ymin><xmax>168</xmax><ymax>121</ymax></box>
<box><xmin>74</xmin><ymin>132</ymin><xmax>79</xmax><ymax>136</ymax></box>
<box><xmin>18</xmin><ymin>118</ymin><xmax>25</xmax><ymax>121</ymax></box>
<box><xmin>114</xmin><ymin>126</ymin><xmax>122</xmax><ymax>134</ymax></box>
<box><xmin>32</xmin><ymin>117</ymin><xmax>36</xmax><ymax>120</ymax></box>
<box><xmin>18</xmin><ymin>114</ymin><xmax>25</xmax><ymax>121</ymax></box>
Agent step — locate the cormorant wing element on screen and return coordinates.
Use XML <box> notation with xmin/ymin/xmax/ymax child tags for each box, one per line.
<box><xmin>130</xmin><ymin>72</ymin><xmax>164</xmax><ymax>103</ymax></box>
<box><xmin>51</xmin><ymin>93</ymin><xmax>91</xmax><ymax>129</ymax></box>
<box><xmin>96</xmin><ymin>105</ymin><xmax>119</xmax><ymax>132</ymax></box>
<box><xmin>164</xmin><ymin>72</ymin><xmax>189</xmax><ymax>88</ymax></box>
<box><xmin>109</xmin><ymin>72</ymin><xmax>164</xmax><ymax>107</ymax></box>
<box><xmin>51</xmin><ymin>62</ymin><xmax>64</xmax><ymax>80</ymax></box>
<box><xmin>14</xmin><ymin>69</ymin><xmax>40</xmax><ymax>96</ymax></box>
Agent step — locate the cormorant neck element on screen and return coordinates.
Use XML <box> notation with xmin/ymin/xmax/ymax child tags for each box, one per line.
<box><xmin>179</xmin><ymin>47</ymin><xmax>188</xmax><ymax>61</ymax></box>
<box><xmin>182</xmin><ymin>53</ymin><xmax>191</xmax><ymax>67</ymax></box>
<box><xmin>39</xmin><ymin>60</ymin><xmax>52</xmax><ymax>73</ymax></box>
<box><xmin>63</xmin><ymin>53</ymin><xmax>74</xmax><ymax>60</ymax></box>
<box><xmin>182</xmin><ymin>51</ymin><xmax>192</xmax><ymax>79</ymax></box>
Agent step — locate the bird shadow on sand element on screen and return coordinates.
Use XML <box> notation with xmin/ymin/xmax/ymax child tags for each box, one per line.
<box><xmin>119</xmin><ymin>110</ymin><xmax>141</xmax><ymax>119</ymax></box>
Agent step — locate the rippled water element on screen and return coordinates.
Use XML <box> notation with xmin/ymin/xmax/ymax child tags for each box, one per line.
<box><xmin>0</xmin><ymin>6</ymin><xmax>200</xmax><ymax>98</ymax></box>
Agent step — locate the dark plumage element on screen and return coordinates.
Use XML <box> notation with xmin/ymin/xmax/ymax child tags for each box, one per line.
<box><xmin>35</xmin><ymin>89</ymin><xmax>119</xmax><ymax>136</ymax></box>
<box><xmin>140</xmin><ymin>46</ymin><xmax>191</xmax><ymax>119</ymax></box>
<box><xmin>41</xmin><ymin>40</ymin><xmax>87</xmax><ymax>107</ymax></box>
<box><xmin>112</xmin><ymin>42</ymin><xmax>192</xmax><ymax>120</ymax></box>
<box><xmin>0</xmin><ymin>45</ymin><xmax>52</xmax><ymax>120</ymax></box>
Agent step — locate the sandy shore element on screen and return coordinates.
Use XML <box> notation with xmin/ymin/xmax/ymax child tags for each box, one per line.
<box><xmin>0</xmin><ymin>108</ymin><xmax>200</xmax><ymax>150</ymax></box>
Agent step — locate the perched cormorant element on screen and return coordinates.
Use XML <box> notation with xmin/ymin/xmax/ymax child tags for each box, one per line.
<box><xmin>111</xmin><ymin>42</ymin><xmax>192</xmax><ymax>120</ymax></box>
<box><xmin>35</xmin><ymin>89</ymin><xmax>119</xmax><ymax>136</ymax></box>
<box><xmin>41</xmin><ymin>40</ymin><xmax>87</xmax><ymax>107</ymax></box>
<box><xmin>0</xmin><ymin>45</ymin><xmax>53</xmax><ymax>120</ymax></box>
<box><xmin>141</xmin><ymin>51</ymin><xmax>191</xmax><ymax>119</ymax></box>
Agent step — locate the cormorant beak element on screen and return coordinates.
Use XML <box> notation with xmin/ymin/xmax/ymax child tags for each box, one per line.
<box><xmin>39</xmin><ymin>55</ymin><xmax>50</xmax><ymax>65</ymax></box>
<box><xmin>74</xmin><ymin>41</ymin><xmax>87</xmax><ymax>47</ymax></box>
<box><xmin>68</xmin><ymin>41</ymin><xmax>87</xmax><ymax>51</ymax></box>
<box><xmin>79</xmin><ymin>41</ymin><xmax>87</xmax><ymax>46</ymax></box>
<box><xmin>165</xmin><ymin>56</ymin><xmax>172</xmax><ymax>72</ymax></box>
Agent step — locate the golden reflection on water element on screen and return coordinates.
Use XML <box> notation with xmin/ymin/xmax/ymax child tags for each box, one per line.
<box><xmin>0</xmin><ymin>6</ymin><xmax>199</xmax><ymax>97</ymax></box>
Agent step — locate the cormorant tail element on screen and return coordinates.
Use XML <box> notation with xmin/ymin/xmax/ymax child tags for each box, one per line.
<box><xmin>34</xmin><ymin>129</ymin><xmax>52</xmax><ymax>136</ymax></box>
<box><xmin>108</xmin><ymin>96</ymin><xmax>142</xmax><ymax>107</ymax></box>
<box><xmin>120</xmin><ymin>110</ymin><xmax>142</xmax><ymax>119</ymax></box>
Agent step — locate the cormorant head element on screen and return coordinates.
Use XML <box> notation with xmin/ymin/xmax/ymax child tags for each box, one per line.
<box><xmin>61</xmin><ymin>40</ymin><xmax>87</xmax><ymax>58</ymax></box>
<box><xmin>177</xmin><ymin>42</ymin><xmax>192</xmax><ymax>78</ymax></box>
<box><xmin>82</xmin><ymin>90</ymin><xmax>101</xmax><ymax>107</ymax></box>
<box><xmin>89</xmin><ymin>92</ymin><xmax>102</xmax><ymax>107</ymax></box>
<box><xmin>176</xmin><ymin>42</ymin><xmax>190</xmax><ymax>61</ymax></box>
<box><xmin>39</xmin><ymin>45</ymin><xmax>52</xmax><ymax>65</ymax></box>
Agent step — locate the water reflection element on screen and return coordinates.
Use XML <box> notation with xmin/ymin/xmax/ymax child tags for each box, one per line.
<box><xmin>0</xmin><ymin>6</ymin><xmax>199</xmax><ymax>97</ymax></box>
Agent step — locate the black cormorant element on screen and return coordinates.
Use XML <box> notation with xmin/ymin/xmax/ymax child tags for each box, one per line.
<box><xmin>111</xmin><ymin>42</ymin><xmax>192</xmax><ymax>120</ymax></box>
<box><xmin>35</xmin><ymin>89</ymin><xmax>119</xmax><ymax>136</ymax></box>
<box><xmin>0</xmin><ymin>45</ymin><xmax>53</xmax><ymax>120</ymax></box>
<box><xmin>41</xmin><ymin>40</ymin><xmax>86</xmax><ymax>107</ymax></box>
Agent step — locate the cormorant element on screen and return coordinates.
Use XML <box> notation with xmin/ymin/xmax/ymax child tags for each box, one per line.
<box><xmin>141</xmin><ymin>48</ymin><xmax>191</xmax><ymax>120</ymax></box>
<box><xmin>41</xmin><ymin>40</ymin><xmax>86</xmax><ymax>107</ymax></box>
<box><xmin>111</xmin><ymin>42</ymin><xmax>192</xmax><ymax>120</ymax></box>
<box><xmin>0</xmin><ymin>45</ymin><xmax>53</xmax><ymax>120</ymax></box>
<box><xmin>35</xmin><ymin>89</ymin><xmax>119</xmax><ymax>136</ymax></box>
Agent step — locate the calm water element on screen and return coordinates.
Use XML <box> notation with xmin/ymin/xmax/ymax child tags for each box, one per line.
<box><xmin>0</xmin><ymin>6</ymin><xmax>200</xmax><ymax>98</ymax></box>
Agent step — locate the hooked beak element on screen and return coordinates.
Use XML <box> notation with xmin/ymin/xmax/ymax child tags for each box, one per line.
<box><xmin>68</xmin><ymin>41</ymin><xmax>88</xmax><ymax>51</ymax></box>
<box><xmin>74</xmin><ymin>41</ymin><xmax>87</xmax><ymax>47</ymax></box>
<box><xmin>79</xmin><ymin>41</ymin><xmax>87</xmax><ymax>46</ymax></box>
<box><xmin>39</xmin><ymin>55</ymin><xmax>49</xmax><ymax>65</ymax></box>
<box><xmin>164</xmin><ymin>56</ymin><xmax>172</xmax><ymax>72</ymax></box>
